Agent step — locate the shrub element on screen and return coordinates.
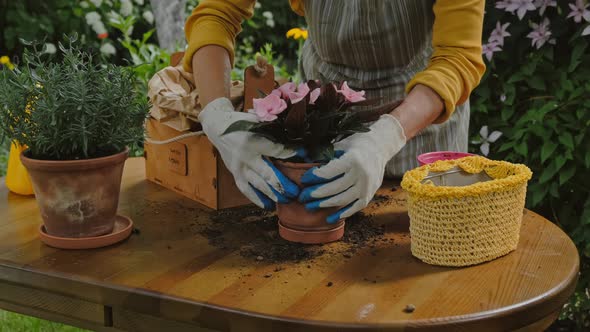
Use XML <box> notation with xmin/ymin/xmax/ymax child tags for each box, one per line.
<box><xmin>471</xmin><ymin>2</ymin><xmax>590</xmax><ymax>329</ymax></box>
<box><xmin>0</xmin><ymin>36</ymin><xmax>148</xmax><ymax>160</ymax></box>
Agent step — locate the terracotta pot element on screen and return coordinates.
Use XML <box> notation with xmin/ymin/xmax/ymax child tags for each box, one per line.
<box><xmin>273</xmin><ymin>160</ymin><xmax>345</xmax><ymax>244</ymax></box>
<box><xmin>20</xmin><ymin>149</ymin><xmax>128</xmax><ymax>238</ymax></box>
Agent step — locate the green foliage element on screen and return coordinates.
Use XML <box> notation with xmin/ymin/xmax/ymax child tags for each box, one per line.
<box><xmin>472</xmin><ymin>3</ymin><xmax>590</xmax><ymax>330</ymax></box>
<box><xmin>108</xmin><ymin>13</ymin><xmax>171</xmax><ymax>94</ymax></box>
<box><xmin>0</xmin><ymin>36</ymin><xmax>148</xmax><ymax>160</ymax></box>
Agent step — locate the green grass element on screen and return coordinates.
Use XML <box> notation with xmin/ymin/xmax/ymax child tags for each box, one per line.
<box><xmin>0</xmin><ymin>140</ymin><xmax>8</xmax><ymax>177</ymax></box>
<box><xmin>0</xmin><ymin>310</ymin><xmax>88</xmax><ymax>332</ymax></box>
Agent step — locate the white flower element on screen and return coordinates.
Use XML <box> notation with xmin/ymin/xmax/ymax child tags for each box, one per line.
<box><xmin>92</xmin><ymin>21</ymin><xmax>107</xmax><ymax>35</ymax></box>
<box><xmin>262</xmin><ymin>11</ymin><xmax>273</xmax><ymax>19</ymax></box>
<box><xmin>80</xmin><ymin>1</ymin><xmax>89</xmax><ymax>8</ymax></box>
<box><xmin>472</xmin><ymin>126</ymin><xmax>503</xmax><ymax>156</ymax></box>
<box><xmin>120</xmin><ymin>0</ymin><xmax>133</xmax><ymax>16</ymax></box>
<box><xmin>85</xmin><ymin>11</ymin><xmax>101</xmax><ymax>25</ymax></box>
<box><xmin>89</xmin><ymin>0</ymin><xmax>102</xmax><ymax>7</ymax></box>
<box><xmin>567</xmin><ymin>0</ymin><xmax>590</xmax><ymax>23</ymax></box>
<box><xmin>134</xmin><ymin>0</ymin><xmax>144</xmax><ymax>5</ymax></box>
<box><xmin>583</xmin><ymin>25</ymin><xmax>590</xmax><ymax>35</ymax></box>
<box><xmin>105</xmin><ymin>0</ymin><xmax>113</xmax><ymax>6</ymax></box>
<box><xmin>534</xmin><ymin>0</ymin><xmax>557</xmax><ymax>15</ymax></box>
<box><xmin>100</xmin><ymin>43</ymin><xmax>117</xmax><ymax>55</ymax></box>
<box><xmin>500</xmin><ymin>94</ymin><xmax>507</xmax><ymax>102</ymax></box>
<box><xmin>527</xmin><ymin>18</ymin><xmax>552</xmax><ymax>49</ymax></box>
<box><xmin>126</xmin><ymin>25</ymin><xmax>134</xmax><ymax>36</ymax></box>
<box><xmin>142</xmin><ymin>10</ymin><xmax>154</xmax><ymax>24</ymax></box>
<box><xmin>266</xmin><ymin>19</ymin><xmax>275</xmax><ymax>28</ymax></box>
<box><xmin>254</xmin><ymin>2</ymin><xmax>261</xmax><ymax>9</ymax></box>
<box><xmin>489</xmin><ymin>22</ymin><xmax>511</xmax><ymax>46</ymax></box>
<box><xmin>43</xmin><ymin>43</ymin><xmax>56</xmax><ymax>54</ymax></box>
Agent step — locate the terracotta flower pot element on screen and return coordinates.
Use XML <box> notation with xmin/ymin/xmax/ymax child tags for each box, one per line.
<box><xmin>20</xmin><ymin>149</ymin><xmax>128</xmax><ymax>238</ymax></box>
<box><xmin>273</xmin><ymin>160</ymin><xmax>345</xmax><ymax>244</ymax></box>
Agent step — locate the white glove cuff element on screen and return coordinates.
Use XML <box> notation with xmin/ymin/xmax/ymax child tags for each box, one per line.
<box><xmin>198</xmin><ymin>97</ymin><xmax>234</xmax><ymax>123</ymax></box>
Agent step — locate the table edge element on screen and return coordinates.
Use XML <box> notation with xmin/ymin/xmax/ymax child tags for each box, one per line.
<box><xmin>0</xmin><ymin>221</ymin><xmax>579</xmax><ymax>331</ymax></box>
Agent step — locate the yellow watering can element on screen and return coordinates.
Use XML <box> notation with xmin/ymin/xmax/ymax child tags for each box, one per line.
<box><xmin>5</xmin><ymin>142</ymin><xmax>34</xmax><ymax>196</ymax></box>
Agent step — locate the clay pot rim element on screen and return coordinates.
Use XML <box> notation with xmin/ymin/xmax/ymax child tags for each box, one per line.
<box><xmin>20</xmin><ymin>147</ymin><xmax>129</xmax><ymax>172</ymax></box>
<box><xmin>272</xmin><ymin>159</ymin><xmax>323</xmax><ymax>169</ymax></box>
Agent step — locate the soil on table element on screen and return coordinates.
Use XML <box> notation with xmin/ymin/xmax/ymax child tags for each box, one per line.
<box><xmin>189</xmin><ymin>196</ymin><xmax>389</xmax><ymax>263</ymax></box>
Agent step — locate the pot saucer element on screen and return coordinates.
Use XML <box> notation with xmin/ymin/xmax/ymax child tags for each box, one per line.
<box><xmin>39</xmin><ymin>215</ymin><xmax>133</xmax><ymax>250</ymax></box>
<box><xmin>278</xmin><ymin>222</ymin><xmax>345</xmax><ymax>244</ymax></box>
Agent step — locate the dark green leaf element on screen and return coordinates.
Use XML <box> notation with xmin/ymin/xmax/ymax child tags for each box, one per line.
<box><xmin>558</xmin><ymin>132</ymin><xmax>574</xmax><ymax>150</ymax></box>
<box><xmin>559</xmin><ymin>165</ymin><xmax>576</xmax><ymax>185</ymax></box>
<box><xmin>541</xmin><ymin>140</ymin><xmax>557</xmax><ymax>164</ymax></box>
<box><xmin>222</xmin><ymin>120</ymin><xmax>257</xmax><ymax>135</ymax></box>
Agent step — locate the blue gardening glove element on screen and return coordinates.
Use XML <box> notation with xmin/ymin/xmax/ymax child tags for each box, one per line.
<box><xmin>298</xmin><ymin>114</ymin><xmax>406</xmax><ymax>223</ymax></box>
<box><xmin>199</xmin><ymin>97</ymin><xmax>300</xmax><ymax>209</ymax></box>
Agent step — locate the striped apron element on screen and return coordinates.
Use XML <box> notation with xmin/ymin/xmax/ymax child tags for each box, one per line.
<box><xmin>300</xmin><ymin>0</ymin><xmax>470</xmax><ymax>178</ymax></box>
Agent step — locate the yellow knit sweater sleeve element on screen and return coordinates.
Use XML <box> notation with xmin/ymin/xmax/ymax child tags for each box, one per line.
<box><xmin>406</xmin><ymin>0</ymin><xmax>486</xmax><ymax>123</ymax></box>
<box><xmin>183</xmin><ymin>0</ymin><xmax>256</xmax><ymax>72</ymax></box>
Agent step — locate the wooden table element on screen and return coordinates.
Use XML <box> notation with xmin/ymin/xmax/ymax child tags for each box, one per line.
<box><xmin>0</xmin><ymin>158</ymin><xmax>579</xmax><ymax>332</ymax></box>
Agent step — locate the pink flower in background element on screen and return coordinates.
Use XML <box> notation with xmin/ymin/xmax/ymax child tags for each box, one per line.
<box><xmin>288</xmin><ymin>83</ymin><xmax>311</xmax><ymax>104</ymax></box>
<box><xmin>527</xmin><ymin>18</ymin><xmax>553</xmax><ymax>49</ymax></box>
<box><xmin>309</xmin><ymin>88</ymin><xmax>320</xmax><ymax>105</ymax></box>
<box><xmin>497</xmin><ymin>0</ymin><xmax>536</xmax><ymax>20</ymax></box>
<box><xmin>252</xmin><ymin>93</ymin><xmax>287</xmax><ymax>122</ymax></box>
<box><xmin>534</xmin><ymin>0</ymin><xmax>557</xmax><ymax>15</ymax></box>
<box><xmin>337</xmin><ymin>82</ymin><xmax>366</xmax><ymax>103</ymax></box>
<box><xmin>482</xmin><ymin>42</ymin><xmax>502</xmax><ymax>61</ymax></box>
<box><xmin>489</xmin><ymin>22</ymin><xmax>511</xmax><ymax>46</ymax></box>
<box><xmin>567</xmin><ymin>0</ymin><xmax>590</xmax><ymax>23</ymax></box>
<box><xmin>495</xmin><ymin>0</ymin><xmax>515</xmax><ymax>12</ymax></box>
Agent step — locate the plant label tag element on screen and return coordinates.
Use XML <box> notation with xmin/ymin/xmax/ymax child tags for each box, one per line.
<box><xmin>243</xmin><ymin>63</ymin><xmax>275</xmax><ymax>112</ymax></box>
<box><xmin>167</xmin><ymin>142</ymin><xmax>187</xmax><ymax>176</ymax></box>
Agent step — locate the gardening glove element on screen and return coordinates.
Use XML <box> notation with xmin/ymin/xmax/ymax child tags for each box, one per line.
<box><xmin>298</xmin><ymin>114</ymin><xmax>406</xmax><ymax>223</ymax></box>
<box><xmin>199</xmin><ymin>97</ymin><xmax>300</xmax><ymax>209</ymax></box>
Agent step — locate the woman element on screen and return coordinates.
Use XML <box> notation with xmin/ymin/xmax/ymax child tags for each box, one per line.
<box><xmin>184</xmin><ymin>0</ymin><xmax>485</xmax><ymax>223</ymax></box>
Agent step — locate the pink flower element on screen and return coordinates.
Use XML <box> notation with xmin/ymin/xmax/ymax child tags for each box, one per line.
<box><xmin>309</xmin><ymin>88</ymin><xmax>320</xmax><ymax>105</ymax></box>
<box><xmin>288</xmin><ymin>83</ymin><xmax>310</xmax><ymax>104</ymax></box>
<box><xmin>251</xmin><ymin>93</ymin><xmax>287</xmax><ymax>122</ymax></box>
<box><xmin>277</xmin><ymin>82</ymin><xmax>297</xmax><ymax>98</ymax></box>
<box><xmin>534</xmin><ymin>0</ymin><xmax>557</xmax><ymax>15</ymax></box>
<box><xmin>527</xmin><ymin>18</ymin><xmax>553</xmax><ymax>49</ymax></box>
<box><xmin>567</xmin><ymin>0</ymin><xmax>590</xmax><ymax>23</ymax></box>
<box><xmin>482</xmin><ymin>42</ymin><xmax>502</xmax><ymax>61</ymax></box>
<box><xmin>497</xmin><ymin>0</ymin><xmax>535</xmax><ymax>20</ymax></box>
<box><xmin>337</xmin><ymin>82</ymin><xmax>366</xmax><ymax>103</ymax></box>
<box><xmin>489</xmin><ymin>22</ymin><xmax>511</xmax><ymax>46</ymax></box>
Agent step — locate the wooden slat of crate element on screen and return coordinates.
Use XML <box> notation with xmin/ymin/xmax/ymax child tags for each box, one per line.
<box><xmin>144</xmin><ymin>118</ymin><xmax>250</xmax><ymax>209</ymax></box>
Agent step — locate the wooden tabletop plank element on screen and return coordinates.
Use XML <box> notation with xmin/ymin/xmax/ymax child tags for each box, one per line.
<box><xmin>0</xmin><ymin>157</ymin><xmax>579</xmax><ymax>331</ymax></box>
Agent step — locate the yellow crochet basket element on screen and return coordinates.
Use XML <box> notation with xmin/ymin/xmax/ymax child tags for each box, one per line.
<box><xmin>401</xmin><ymin>156</ymin><xmax>532</xmax><ymax>267</ymax></box>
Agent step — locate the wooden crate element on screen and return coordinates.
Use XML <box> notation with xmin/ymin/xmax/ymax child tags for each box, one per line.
<box><xmin>144</xmin><ymin>118</ymin><xmax>250</xmax><ymax>210</ymax></box>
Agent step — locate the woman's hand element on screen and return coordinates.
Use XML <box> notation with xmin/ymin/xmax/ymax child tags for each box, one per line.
<box><xmin>199</xmin><ymin>98</ymin><xmax>301</xmax><ymax>209</ymax></box>
<box><xmin>298</xmin><ymin>84</ymin><xmax>444</xmax><ymax>223</ymax></box>
<box><xmin>298</xmin><ymin>114</ymin><xmax>406</xmax><ymax>223</ymax></box>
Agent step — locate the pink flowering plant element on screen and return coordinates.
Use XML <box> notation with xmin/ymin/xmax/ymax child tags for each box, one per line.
<box><xmin>472</xmin><ymin>2</ymin><xmax>590</xmax><ymax>327</ymax></box>
<box><xmin>224</xmin><ymin>81</ymin><xmax>394</xmax><ymax>162</ymax></box>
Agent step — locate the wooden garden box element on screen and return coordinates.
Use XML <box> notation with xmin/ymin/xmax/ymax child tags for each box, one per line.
<box><xmin>144</xmin><ymin>118</ymin><xmax>250</xmax><ymax>209</ymax></box>
<box><xmin>144</xmin><ymin>52</ymin><xmax>276</xmax><ymax>210</ymax></box>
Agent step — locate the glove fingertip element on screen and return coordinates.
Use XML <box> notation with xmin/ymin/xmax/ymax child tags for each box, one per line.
<box><xmin>300</xmin><ymin>167</ymin><xmax>323</xmax><ymax>185</ymax></box>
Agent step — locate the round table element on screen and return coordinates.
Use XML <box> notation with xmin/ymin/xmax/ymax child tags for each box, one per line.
<box><xmin>0</xmin><ymin>158</ymin><xmax>580</xmax><ymax>331</ymax></box>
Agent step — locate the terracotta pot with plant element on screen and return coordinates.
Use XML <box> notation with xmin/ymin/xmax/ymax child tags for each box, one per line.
<box><xmin>224</xmin><ymin>80</ymin><xmax>396</xmax><ymax>244</ymax></box>
<box><xmin>0</xmin><ymin>36</ymin><xmax>147</xmax><ymax>247</ymax></box>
